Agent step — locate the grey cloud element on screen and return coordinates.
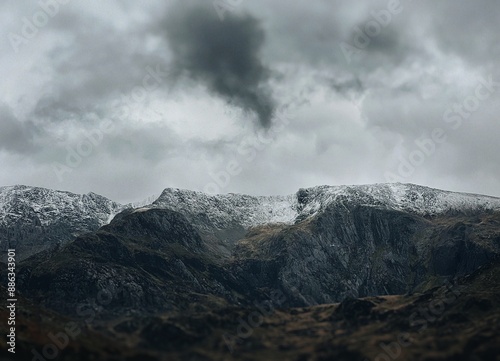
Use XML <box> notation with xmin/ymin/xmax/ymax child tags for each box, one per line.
<box><xmin>363</xmin><ymin>26</ymin><xmax>403</xmax><ymax>54</ymax></box>
<box><xmin>32</xmin><ymin>9</ymin><xmax>170</xmax><ymax>123</ymax></box>
<box><xmin>0</xmin><ymin>104</ymin><xmax>40</xmax><ymax>154</ymax></box>
<box><xmin>1</xmin><ymin>0</ymin><xmax>500</xmax><ymax>202</ymax></box>
<box><xmin>418</xmin><ymin>0</ymin><xmax>500</xmax><ymax>68</ymax></box>
<box><xmin>323</xmin><ymin>75</ymin><xmax>364</xmax><ymax>98</ymax></box>
<box><xmin>163</xmin><ymin>0</ymin><xmax>275</xmax><ymax>127</ymax></box>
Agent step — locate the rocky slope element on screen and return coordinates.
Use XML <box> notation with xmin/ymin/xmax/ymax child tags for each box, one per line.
<box><xmin>148</xmin><ymin>184</ymin><xmax>500</xmax><ymax>305</ymax></box>
<box><xmin>152</xmin><ymin>183</ymin><xmax>500</xmax><ymax>230</ymax></box>
<box><xmin>3</xmin><ymin>259</ymin><xmax>500</xmax><ymax>361</ymax></box>
<box><xmin>231</xmin><ymin>204</ymin><xmax>500</xmax><ymax>305</ymax></box>
<box><xmin>2</xmin><ymin>183</ymin><xmax>499</xmax><ymax>261</ymax></box>
<box><xmin>151</xmin><ymin>184</ymin><xmax>500</xmax><ymax>251</ymax></box>
<box><xmin>3</xmin><ymin>183</ymin><xmax>500</xmax><ymax>309</ymax></box>
<box><xmin>16</xmin><ymin>208</ymin><xmax>273</xmax><ymax>317</ymax></box>
<box><xmin>0</xmin><ymin>185</ymin><xmax>124</xmax><ymax>260</ymax></box>
<box><xmin>13</xmin><ymin>195</ymin><xmax>500</xmax><ymax>318</ymax></box>
<box><xmin>2</xmin><ymin>182</ymin><xmax>500</xmax><ymax>360</ymax></box>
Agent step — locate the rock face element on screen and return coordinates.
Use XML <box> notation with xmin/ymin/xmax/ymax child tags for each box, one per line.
<box><xmin>4</xmin><ymin>258</ymin><xmax>500</xmax><ymax>360</ymax></box>
<box><xmin>17</xmin><ymin>208</ymin><xmax>266</xmax><ymax>316</ymax></box>
<box><xmin>153</xmin><ymin>183</ymin><xmax>500</xmax><ymax>228</ymax></box>
<box><xmin>11</xmin><ymin>183</ymin><xmax>500</xmax><ymax>318</ymax></box>
<box><xmin>151</xmin><ymin>184</ymin><xmax>500</xmax><ymax>256</ymax></box>
<box><xmin>152</xmin><ymin>188</ymin><xmax>298</xmax><ymax>256</ymax></box>
<box><xmin>0</xmin><ymin>185</ymin><xmax>123</xmax><ymax>260</ymax></box>
<box><xmin>4</xmin><ymin>183</ymin><xmax>500</xmax><ymax>360</ymax></box>
<box><xmin>3</xmin><ymin>182</ymin><xmax>499</xmax><ymax>261</ymax></box>
<box><xmin>147</xmin><ymin>183</ymin><xmax>500</xmax><ymax>305</ymax></box>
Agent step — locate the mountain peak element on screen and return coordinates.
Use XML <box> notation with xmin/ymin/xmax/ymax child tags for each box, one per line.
<box><xmin>0</xmin><ymin>186</ymin><xmax>123</xmax><ymax>259</ymax></box>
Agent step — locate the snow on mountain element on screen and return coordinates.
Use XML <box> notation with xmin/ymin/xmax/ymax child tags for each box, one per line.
<box><xmin>297</xmin><ymin>183</ymin><xmax>500</xmax><ymax>217</ymax></box>
<box><xmin>1</xmin><ymin>182</ymin><xmax>499</xmax><ymax>260</ymax></box>
<box><xmin>152</xmin><ymin>188</ymin><xmax>298</xmax><ymax>231</ymax></box>
<box><xmin>152</xmin><ymin>183</ymin><xmax>500</xmax><ymax>230</ymax></box>
<box><xmin>0</xmin><ymin>185</ymin><xmax>123</xmax><ymax>259</ymax></box>
<box><xmin>0</xmin><ymin>185</ymin><xmax>122</xmax><ymax>225</ymax></box>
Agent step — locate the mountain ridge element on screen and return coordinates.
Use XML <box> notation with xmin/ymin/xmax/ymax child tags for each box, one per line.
<box><xmin>2</xmin><ymin>182</ymin><xmax>500</xmax><ymax>261</ymax></box>
<box><xmin>3</xmin><ymin>182</ymin><xmax>500</xmax><ymax>360</ymax></box>
<box><xmin>151</xmin><ymin>182</ymin><xmax>500</xmax><ymax>225</ymax></box>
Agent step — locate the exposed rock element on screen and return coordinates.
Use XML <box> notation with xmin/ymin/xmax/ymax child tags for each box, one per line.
<box><xmin>0</xmin><ymin>185</ymin><xmax>122</xmax><ymax>260</ymax></box>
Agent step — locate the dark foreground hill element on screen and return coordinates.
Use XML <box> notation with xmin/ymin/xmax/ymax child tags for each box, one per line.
<box><xmin>1</xmin><ymin>259</ymin><xmax>499</xmax><ymax>360</ymax></box>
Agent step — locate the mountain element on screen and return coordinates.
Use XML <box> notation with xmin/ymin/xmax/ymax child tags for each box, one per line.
<box><xmin>152</xmin><ymin>183</ymin><xmax>500</xmax><ymax>228</ymax></box>
<box><xmin>149</xmin><ymin>184</ymin><xmax>500</xmax><ymax>256</ymax></box>
<box><xmin>1</xmin><ymin>182</ymin><xmax>500</xmax><ymax>360</ymax></box>
<box><xmin>10</xmin><ymin>183</ymin><xmax>500</xmax><ymax>311</ymax></box>
<box><xmin>146</xmin><ymin>183</ymin><xmax>500</xmax><ymax>304</ymax></box>
<box><xmin>16</xmin><ymin>207</ymin><xmax>266</xmax><ymax>316</ymax></box>
<box><xmin>0</xmin><ymin>185</ymin><xmax>123</xmax><ymax>260</ymax></box>
<box><xmin>3</xmin><ymin>183</ymin><xmax>499</xmax><ymax>261</ymax></box>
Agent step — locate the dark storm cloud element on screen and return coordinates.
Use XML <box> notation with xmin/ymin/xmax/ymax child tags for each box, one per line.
<box><xmin>363</xmin><ymin>26</ymin><xmax>403</xmax><ymax>54</ymax></box>
<box><xmin>163</xmin><ymin>1</ymin><xmax>275</xmax><ymax>127</ymax></box>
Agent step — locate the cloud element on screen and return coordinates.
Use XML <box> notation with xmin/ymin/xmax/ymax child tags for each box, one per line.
<box><xmin>162</xmin><ymin>0</ymin><xmax>275</xmax><ymax>127</ymax></box>
<box><xmin>0</xmin><ymin>104</ymin><xmax>40</xmax><ymax>154</ymax></box>
<box><xmin>415</xmin><ymin>0</ymin><xmax>500</xmax><ymax>68</ymax></box>
<box><xmin>0</xmin><ymin>0</ymin><xmax>499</xmax><ymax>202</ymax></box>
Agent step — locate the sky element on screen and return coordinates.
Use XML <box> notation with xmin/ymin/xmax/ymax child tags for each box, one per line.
<box><xmin>0</xmin><ymin>0</ymin><xmax>499</xmax><ymax>203</ymax></box>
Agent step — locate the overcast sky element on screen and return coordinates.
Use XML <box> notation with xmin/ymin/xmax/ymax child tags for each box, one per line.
<box><xmin>1</xmin><ymin>0</ymin><xmax>499</xmax><ymax>203</ymax></box>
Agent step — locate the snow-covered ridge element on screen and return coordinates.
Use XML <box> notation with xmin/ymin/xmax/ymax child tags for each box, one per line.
<box><xmin>0</xmin><ymin>185</ymin><xmax>125</xmax><ymax>259</ymax></box>
<box><xmin>296</xmin><ymin>183</ymin><xmax>500</xmax><ymax>217</ymax></box>
<box><xmin>1</xmin><ymin>183</ymin><xmax>499</xmax><ymax>238</ymax></box>
<box><xmin>152</xmin><ymin>183</ymin><xmax>500</xmax><ymax>229</ymax></box>
<box><xmin>0</xmin><ymin>185</ymin><xmax>123</xmax><ymax>227</ymax></box>
<box><xmin>1</xmin><ymin>183</ymin><xmax>499</xmax><ymax>259</ymax></box>
<box><xmin>153</xmin><ymin>188</ymin><xmax>298</xmax><ymax>230</ymax></box>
